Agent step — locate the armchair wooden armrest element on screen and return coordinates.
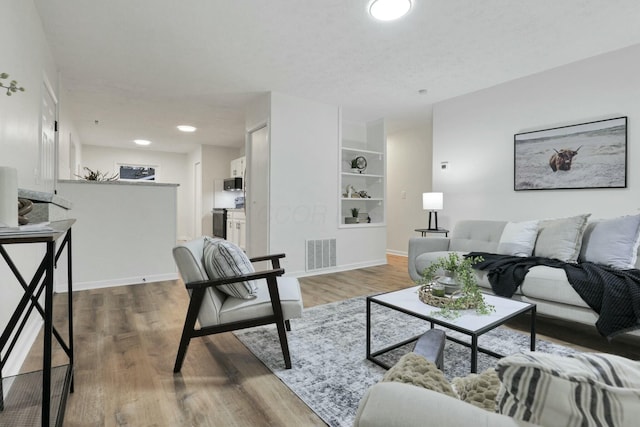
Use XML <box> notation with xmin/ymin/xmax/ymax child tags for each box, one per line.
<box><xmin>185</xmin><ymin>268</ymin><xmax>285</xmax><ymax>290</ymax></box>
<box><xmin>250</xmin><ymin>253</ymin><xmax>286</xmax><ymax>269</ymax></box>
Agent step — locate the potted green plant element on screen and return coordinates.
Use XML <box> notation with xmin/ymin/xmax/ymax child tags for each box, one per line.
<box><xmin>345</xmin><ymin>207</ymin><xmax>360</xmax><ymax>224</ymax></box>
<box><xmin>416</xmin><ymin>253</ymin><xmax>494</xmax><ymax>319</ymax></box>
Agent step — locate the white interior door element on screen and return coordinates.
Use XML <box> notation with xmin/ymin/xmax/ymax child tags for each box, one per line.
<box><xmin>247</xmin><ymin>125</ymin><xmax>269</xmax><ymax>257</ymax></box>
<box><xmin>194</xmin><ymin>161</ymin><xmax>202</xmax><ymax>238</ymax></box>
<box><xmin>40</xmin><ymin>77</ymin><xmax>58</xmax><ymax>193</ymax></box>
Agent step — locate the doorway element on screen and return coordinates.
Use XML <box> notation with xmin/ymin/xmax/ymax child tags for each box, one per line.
<box><xmin>247</xmin><ymin>124</ymin><xmax>269</xmax><ymax>257</ymax></box>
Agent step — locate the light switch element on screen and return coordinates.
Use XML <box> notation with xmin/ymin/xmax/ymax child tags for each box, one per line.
<box><xmin>401</xmin><ymin>191</ymin><xmax>406</xmax><ymax>199</ymax></box>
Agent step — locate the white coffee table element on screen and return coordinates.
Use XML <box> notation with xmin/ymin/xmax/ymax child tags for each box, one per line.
<box><xmin>366</xmin><ymin>286</ymin><xmax>536</xmax><ymax>373</ymax></box>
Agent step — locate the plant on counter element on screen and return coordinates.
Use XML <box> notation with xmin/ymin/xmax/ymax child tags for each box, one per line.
<box><xmin>351</xmin><ymin>207</ymin><xmax>360</xmax><ymax>218</ymax></box>
<box><xmin>1</xmin><ymin>73</ymin><xmax>25</xmax><ymax>96</ymax></box>
<box><xmin>416</xmin><ymin>252</ymin><xmax>494</xmax><ymax>319</ymax></box>
<box><xmin>76</xmin><ymin>167</ymin><xmax>119</xmax><ymax>181</ymax></box>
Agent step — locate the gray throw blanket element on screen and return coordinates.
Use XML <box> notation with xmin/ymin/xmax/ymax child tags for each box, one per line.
<box><xmin>467</xmin><ymin>252</ymin><xmax>640</xmax><ymax>338</ymax></box>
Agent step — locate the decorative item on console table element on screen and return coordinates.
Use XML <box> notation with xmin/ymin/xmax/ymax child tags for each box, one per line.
<box><xmin>416</xmin><ymin>253</ymin><xmax>494</xmax><ymax>319</ymax></box>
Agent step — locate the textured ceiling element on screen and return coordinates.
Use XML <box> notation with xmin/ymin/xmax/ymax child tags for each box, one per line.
<box><xmin>34</xmin><ymin>0</ymin><xmax>640</xmax><ymax>153</ymax></box>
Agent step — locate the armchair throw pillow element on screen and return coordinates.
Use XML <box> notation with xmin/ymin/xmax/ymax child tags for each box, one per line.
<box><xmin>497</xmin><ymin>351</ymin><xmax>640</xmax><ymax>427</ymax></box>
<box><xmin>203</xmin><ymin>237</ymin><xmax>258</xmax><ymax>299</ymax></box>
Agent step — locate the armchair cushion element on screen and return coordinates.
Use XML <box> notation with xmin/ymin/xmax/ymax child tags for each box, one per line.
<box><xmin>203</xmin><ymin>237</ymin><xmax>258</xmax><ymax>299</ymax></box>
<box><xmin>219</xmin><ymin>276</ymin><xmax>303</xmax><ymax>324</ymax></box>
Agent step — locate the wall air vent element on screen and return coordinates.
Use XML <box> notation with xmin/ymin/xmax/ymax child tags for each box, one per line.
<box><xmin>305</xmin><ymin>239</ymin><xmax>337</xmax><ymax>271</ymax></box>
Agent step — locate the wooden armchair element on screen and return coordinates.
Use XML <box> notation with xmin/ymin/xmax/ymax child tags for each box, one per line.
<box><xmin>172</xmin><ymin>237</ymin><xmax>303</xmax><ymax>372</ymax></box>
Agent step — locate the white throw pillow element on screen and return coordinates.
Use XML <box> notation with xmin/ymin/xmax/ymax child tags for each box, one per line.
<box><xmin>203</xmin><ymin>237</ymin><xmax>258</xmax><ymax>299</ymax></box>
<box><xmin>497</xmin><ymin>351</ymin><xmax>640</xmax><ymax>427</ymax></box>
<box><xmin>580</xmin><ymin>214</ymin><xmax>640</xmax><ymax>269</ymax></box>
<box><xmin>534</xmin><ymin>214</ymin><xmax>591</xmax><ymax>263</ymax></box>
<box><xmin>496</xmin><ymin>220</ymin><xmax>540</xmax><ymax>257</ymax></box>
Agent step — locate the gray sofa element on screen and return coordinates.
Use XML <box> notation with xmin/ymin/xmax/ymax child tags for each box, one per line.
<box><xmin>408</xmin><ymin>219</ymin><xmax>640</xmax><ymax>333</ymax></box>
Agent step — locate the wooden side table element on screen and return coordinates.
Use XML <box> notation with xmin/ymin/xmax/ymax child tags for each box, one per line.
<box><xmin>415</xmin><ymin>228</ymin><xmax>449</xmax><ymax>237</ymax></box>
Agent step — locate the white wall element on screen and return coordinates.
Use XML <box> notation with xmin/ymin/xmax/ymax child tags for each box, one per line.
<box><xmin>269</xmin><ymin>92</ymin><xmax>387</xmax><ymax>275</ymax></box>
<box><xmin>386</xmin><ymin>118</ymin><xmax>433</xmax><ymax>255</ymax></box>
<box><xmin>81</xmin><ymin>144</ymin><xmax>189</xmax><ymax>238</ymax></box>
<box><xmin>433</xmin><ymin>44</ymin><xmax>640</xmax><ymax>227</ymax></box>
<box><xmin>0</xmin><ymin>0</ymin><xmax>77</xmax><ymax>376</ymax></box>
<box><xmin>57</xmin><ymin>181</ymin><xmax>178</xmax><ymax>289</ymax></box>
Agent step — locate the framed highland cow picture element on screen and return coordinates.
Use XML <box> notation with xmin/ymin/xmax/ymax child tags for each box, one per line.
<box><xmin>514</xmin><ymin>116</ymin><xmax>627</xmax><ymax>191</ymax></box>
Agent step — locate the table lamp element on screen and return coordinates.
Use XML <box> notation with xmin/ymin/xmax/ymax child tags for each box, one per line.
<box><xmin>422</xmin><ymin>192</ymin><xmax>443</xmax><ymax>230</ymax></box>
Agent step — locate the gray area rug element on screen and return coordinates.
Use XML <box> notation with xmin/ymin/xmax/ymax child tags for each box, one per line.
<box><xmin>234</xmin><ymin>296</ymin><xmax>576</xmax><ymax>427</ymax></box>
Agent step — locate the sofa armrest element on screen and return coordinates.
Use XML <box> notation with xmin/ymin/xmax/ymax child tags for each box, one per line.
<box><xmin>354</xmin><ymin>382</ymin><xmax>536</xmax><ymax>427</ymax></box>
<box><xmin>408</xmin><ymin>237</ymin><xmax>451</xmax><ymax>281</ymax></box>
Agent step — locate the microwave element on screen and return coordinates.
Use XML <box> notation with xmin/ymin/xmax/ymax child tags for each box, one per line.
<box><xmin>223</xmin><ymin>177</ymin><xmax>243</xmax><ymax>191</ymax></box>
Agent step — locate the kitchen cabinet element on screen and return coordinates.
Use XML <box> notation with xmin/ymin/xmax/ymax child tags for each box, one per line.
<box><xmin>230</xmin><ymin>156</ymin><xmax>246</xmax><ymax>178</ymax></box>
<box><xmin>339</xmin><ymin>117</ymin><xmax>386</xmax><ymax>227</ymax></box>
<box><xmin>226</xmin><ymin>210</ymin><xmax>246</xmax><ymax>251</ymax></box>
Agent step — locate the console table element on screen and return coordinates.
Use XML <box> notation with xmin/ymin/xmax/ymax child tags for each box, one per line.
<box><xmin>0</xmin><ymin>219</ymin><xmax>75</xmax><ymax>427</ymax></box>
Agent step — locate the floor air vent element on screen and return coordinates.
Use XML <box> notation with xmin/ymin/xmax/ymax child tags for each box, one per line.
<box><xmin>306</xmin><ymin>239</ymin><xmax>336</xmax><ymax>271</ymax></box>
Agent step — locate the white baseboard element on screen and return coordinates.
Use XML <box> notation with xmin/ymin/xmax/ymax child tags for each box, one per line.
<box><xmin>3</xmin><ymin>316</ymin><xmax>43</xmax><ymax>377</ymax></box>
<box><xmin>290</xmin><ymin>258</ymin><xmax>388</xmax><ymax>278</ymax></box>
<box><xmin>386</xmin><ymin>249</ymin><xmax>408</xmax><ymax>257</ymax></box>
<box><xmin>55</xmin><ymin>272</ymin><xmax>180</xmax><ymax>292</ymax></box>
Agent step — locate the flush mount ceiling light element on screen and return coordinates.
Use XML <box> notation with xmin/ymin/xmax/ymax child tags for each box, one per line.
<box><xmin>177</xmin><ymin>125</ymin><xmax>197</xmax><ymax>132</ymax></box>
<box><xmin>369</xmin><ymin>0</ymin><xmax>412</xmax><ymax>21</ymax></box>
<box><xmin>134</xmin><ymin>139</ymin><xmax>151</xmax><ymax>146</ymax></box>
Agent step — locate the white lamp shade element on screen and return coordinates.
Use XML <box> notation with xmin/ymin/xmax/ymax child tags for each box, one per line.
<box><xmin>422</xmin><ymin>192</ymin><xmax>443</xmax><ymax>210</ymax></box>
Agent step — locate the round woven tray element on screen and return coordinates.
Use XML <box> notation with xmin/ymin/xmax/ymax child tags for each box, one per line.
<box><xmin>417</xmin><ymin>286</ymin><xmax>476</xmax><ymax>309</ymax></box>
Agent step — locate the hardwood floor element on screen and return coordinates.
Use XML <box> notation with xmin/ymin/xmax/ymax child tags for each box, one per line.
<box><xmin>21</xmin><ymin>255</ymin><xmax>640</xmax><ymax>426</ymax></box>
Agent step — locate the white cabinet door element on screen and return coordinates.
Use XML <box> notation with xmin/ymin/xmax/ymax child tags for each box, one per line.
<box><xmin>227</xmin><ymin>219</ymin><xmax>236</xmax><ymax>244</ymax></box>
<box><xmin>237</xmin><ymin>219</ymin><xmax>246</xmax><ymax>251</ymax></box>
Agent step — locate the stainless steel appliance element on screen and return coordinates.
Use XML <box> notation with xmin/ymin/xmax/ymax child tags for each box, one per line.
<box><xmin>223</xmin><ymin>177</ymin><xmax>243</xmax><ymax>191</ymax></box>
<box><xmin>212</xmin><ymin>208</ymin><xmax>227</xmax><ymax>238</ymax></box>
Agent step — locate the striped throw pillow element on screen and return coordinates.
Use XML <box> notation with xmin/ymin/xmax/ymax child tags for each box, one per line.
<box><xmin>497</xmin><ymin>351</ymin><xmax>640</xmax><ymax>427</ymax></box>
<box><xmin>203</xmin><ymin>237</ymin><xmax>258</xmax><ymax>299</ymax></box>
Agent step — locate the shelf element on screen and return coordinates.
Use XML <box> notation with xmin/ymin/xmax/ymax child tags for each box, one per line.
<box><xmin>341</xmin><ymin>172</ymin><xmax>383</xmax><ymax>178</ymax></box>
<box><xmin>0</xmin><ymin>366</ymin><xmax>72</xmax><ymax>427</ymax></box>
<box><xmin>339</xmin><ymin>222</ymin><xmax>386</xmax><ymax>229</ymax></box>
<box><xmin>339</xmin><ymin>117</ymin><xmax>385</xmax><ymax>228</ymax></box>
<box><xmin>341</xmin><ymin>147</ymin><xmax>383</xmax><ymax>156</ymax></box>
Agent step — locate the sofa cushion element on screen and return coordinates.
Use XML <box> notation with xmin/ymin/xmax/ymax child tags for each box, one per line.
<box><xmin>579</xmin><ymin>214</ymin><xmax>640</xmax><ymax>270</ymax></box>
<box><xmin>497</xmin><ymin>220</ymin><xmax>540</xmax><ymax>257</ymax></box>
<box><xmin>497</xmin><ymin>352</ymin><xmax>640</xmax><ymax>427</ymax></box>
<box><xmin>449</xmin><ymin>220</ymin><xmax>506</xmax><ymax>253</ymax></box>
<box><xmin>203</xmin><ymin>237</ymin><xmax>258</xmax><ymax>300</ymax></box>
<box><xmin>534</xmin><ymin>214</ymin><xmax>590</xmax><ymax>263</ymax></box>
<box><xmin>519</xmin><ymin>266</ymin><xmax>590</xmax><ymax>308</ymax></box>
<box><xmin>415</xmin><ymin>251</ymin><xmax>468</xmax><ymax>278</ymax></box>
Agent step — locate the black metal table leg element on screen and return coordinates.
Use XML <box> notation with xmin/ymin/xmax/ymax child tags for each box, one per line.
<box><xmin>530</xmin><ymin>305</ymin><xmax>536</xmax><ymax>351</ymax></box>
<box><xmin>471</xmin><ymin>334</ymin><xmax>478</xmax><ymax>373</ymax></box>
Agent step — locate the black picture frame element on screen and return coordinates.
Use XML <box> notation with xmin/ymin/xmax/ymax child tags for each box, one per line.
<box><xmin>514</xmin><ymin>116</ymin><xmax>627</xmax><ymax>191</ymax></box>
